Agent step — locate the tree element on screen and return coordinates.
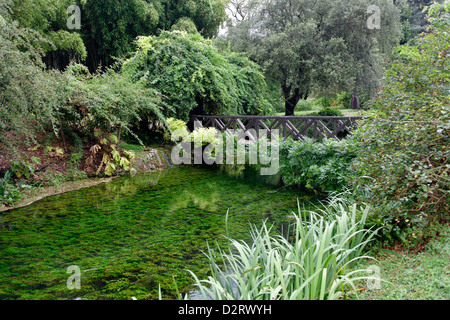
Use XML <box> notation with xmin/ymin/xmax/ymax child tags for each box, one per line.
<box><xmin>223</xmin><ymin>0</ymin><xmax>404</xmax><ymax>115</ymax></box>
<box><xmin>351</xmin><ymin>2</ymin><xmax>449</xmax><ymax>240</ymax></box>
<box><xmin>5</xmin><ymin>0</ymin><xmax>228</xmax><ymax>71</ymax></box>
<box><xmin>0</xmin><ymin>1</ymin><xmax>67</xmax><ymax>148</ymax></box>
<box><xmin>79</xmin><ymin>0</ymin><xmax>228</xmax><ymax>71</ymax></box>
<box><xmin>122</xmin><ymin>31</ymin><xmax>273</xmax><ymax>121</ymax></box>
<box><xmin>8</xmin><ymin>0</ymin><xmax>87</xmax><ymax>69</ymax></box>
<box><xmin>406</xmin><ymin>0</ymin><xmax>446</xmax><ymax>39</ymax></box>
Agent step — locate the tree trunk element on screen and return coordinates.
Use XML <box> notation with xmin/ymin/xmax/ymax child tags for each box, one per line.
<box><xmin>283</xmin><ymin>87</ymin><xmax>302</xmax><ymax>116</ymax></box>
<box><xmin>350</xmin><ymin>95</ymin><xmax>361</xmax><ymax>110</ymax></box>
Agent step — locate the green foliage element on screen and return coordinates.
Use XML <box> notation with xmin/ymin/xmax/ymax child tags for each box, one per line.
<box><xmin>68</xmin><ymin>131</ymin><xmax>83</xmax><ymax>166</ymax></box>
<box><xmin>280</xmin><ymin>138</ymin><xmax>356</xmax><ymax>192</ymax></box>
<box><xmin>6</xmin><ymin>0</ymin><xmax>86</xmax><ymax>68</ymax></box>
<box><xmin>295</xmin><ymin>99</ymin><xmax>314</xmax><ymax>112</ymax></box>
<box><xmin>0</xmin><ymin>10</ymin><xmax>67</xmax><ymax>147</ymax></box>
<box><xmin>44</xmin><ymin>30</ymin><xmax>87</xmax><ymax>61</ymax></box>
<box><xmin>119</xmin><ymin>142</ymin><xmax>146</xmax><ymax>153</ymax></box>
<box><xmin>64</xmin><ymin>63</ymin><xmax>165</xmax><ymax>143</ymax></box>
<box><xmin>190</xmin><ymin>128</ymin><xmax>221</xmax><ymax>149</ymax></box>
<box><xmin>314</xmin><ymin>97</ymin><xmax>335</xmax><ymax>109</ymax></box>
<box><xmin>225</xmin><ymin>0</ymin><xmax>404</xmax><ymax>115</ymax></box>
<box><xmin>350</xmin><ymin>223</ymin><xmax>450</xmax><ymax>300</ymax></box>
<box><xmin>351</xmin><ymin>3</ymin><xmax>450</xmax><ymax>242</ymax></box>
<box><xmin>79</xmin><ymin>0</ymin><xmax>160</xmax><ymax>68</ymax></box>
<box><xmin>314</xmin><ymin>92</ymin><xmax>351</xmax><ymax>110</ymax></box>
<box><xmin>123</xmin><ymin>31</ymin><xmax>272</xmax><ymax>120</ymax></box>
<box><xmin>153</xmin><ymin>0</ymin><xmax>228</xmax><ymax>38</ymax></box>
<box><xmin>165</xmin><ymin>118</ymin><xmax>190</xmax><ymax>142</ymax></box>
<box><xmin>86</xmin><ymin>133</ymin><xmax>136</xmax><ymax>176</ymax></box>
<box><xmin>78</xmin><ymin>0</ymin><xmax>227</xmax><ymax>70</ymax></box>
<box><xmin>0</xmin><ymin>171</ymin><xmax>22</xmax><ymax>206</ymax></box>
<box><xmin>317</xmin><ymin>108</ymin><xmax>344</xmax><ymax>117</ymax></box>
<box><xmin>189</xmin><ymin>198</ymin><xmax>379</xmax><ymax>300</ymax></box>
<box><xmin>10</xmin><ymin>157</ymin><xmax>41</xmax><ymax>180</ymax></box>
<box><xmin>170</xmin><ymin>17</ymin><xmax>199</xmax><ymax>34</ymax></box>
<box><xmin>334</xmin><ymin>92</ymin><xmax>352</xmax><ymax>109</ymax></box>
<box><xmin>165</xmin><ymin>118</ymin><xmax>221</xmax><ymax>151</ymax></box>
<box><xmin>5</xmin><ymin>0</ymin><xmax>227</xmax><ymax>71</ymax></box>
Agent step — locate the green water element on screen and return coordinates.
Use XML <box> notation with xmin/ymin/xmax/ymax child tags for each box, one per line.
<box><xmin>0</xmin><ymin>166</ymin><xmax>315</xmax><ymax>300</ymax></box>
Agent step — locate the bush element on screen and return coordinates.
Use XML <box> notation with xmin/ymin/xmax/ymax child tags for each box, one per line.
<box><xmin>189</xmin><ymin>198</ymin><xmax>379</xmax><ymax>300</ymax></box>
<box><xmin>122</xmin><ymin>31</ymin><xmax>273</xmax><ymax>121</ymax></box>
<box><xmin>63</xmin><ymin>62</ymin><xmax>166</xmax><ymax>143</ymax></box>
<box><xmin>314</xmin><ymin>93</ymin><xmax>351</xmax><ymax>110</ymax></box>
<box><xmin>84</xmin><ymin>132</ymin><xmax>136</xmax><ymax>176</ymax></box>
<box><xmin>314</xmin><ymin>97</ymin><xmax>334</xmax><ymax>109</ymax></box>
<box><xmin>280</xmin><ymin>138</ymin><xmax>356</xmax><ymax>192</ymax></box>
<box><xmin>0</xmin><ymin>13</ymin><xmax>67</xmax><ymax>149</ymax></box>
<box><xmin>317</xmin><ymin>108</ymin><xmax>344</xmax><ymax>117</ymax></box>
<box><xmin>296</xmin><ymin>99</ymin><xmax>314</xmax><ymax>112</ymax></box>
<box><xmin>351</xmin><ymin>3</ymin><xmax>450</xmax><ymax>242</ymax></box>
<box><xmin>0</xmin><ymin>171</ymin><xmax>22</xmax><ymax>206</ymax></box>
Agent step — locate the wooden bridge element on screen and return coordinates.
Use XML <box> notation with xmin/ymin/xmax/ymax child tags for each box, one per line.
<box><xmin>190</xmin><ymin>115</ymin><xmax>361</xmax><ymax>142</ymax></box>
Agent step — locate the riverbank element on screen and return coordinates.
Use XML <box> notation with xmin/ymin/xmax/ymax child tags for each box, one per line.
<box><xmin>0</xmin><ymin>146</ymin><xmax>172</xmax><ymax>213</ymax></box>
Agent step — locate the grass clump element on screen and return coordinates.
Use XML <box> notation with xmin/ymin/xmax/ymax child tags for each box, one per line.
<box><xmin>189</xmin><ymin>199</ymin><xmax>381</xmax><ymax>300</ymax></box>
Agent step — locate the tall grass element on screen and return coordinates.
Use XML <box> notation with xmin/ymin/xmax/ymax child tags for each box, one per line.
<box><xmin>188</xmin><ymin>199</ymin><xmax>380</xmax><ymax>300</ymax></box>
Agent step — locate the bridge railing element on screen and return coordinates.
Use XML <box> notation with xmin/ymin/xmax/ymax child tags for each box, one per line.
<box><xmin>190</xmin><ymin>115</ymin><xmax>361</xmax><ymax>142</ymax></box>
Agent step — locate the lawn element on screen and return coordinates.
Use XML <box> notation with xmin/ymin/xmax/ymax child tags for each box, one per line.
<box><xmin>274</xmin><ymin>106</ymin><xmax>367</xmax><ymax>117</ymax></box>
<box><xmin>351</xmin><ymin>223</ymin><xmax>450</xmax><ymax>300</ymax></box>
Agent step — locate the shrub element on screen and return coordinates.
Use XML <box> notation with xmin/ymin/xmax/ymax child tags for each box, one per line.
<box><xmin>335</xmin><ymin>92</ymin><xmax>352</xmax><ymax>109</ymax></box>
<box><xmin>165</xmin><ymin>118</ymin><xmax>190</xmax><ymax>142</ymax></box>
<box><xmin>189</xmin><ymin>199</ymin><xmax>379</xmax><ymax>300</ymax></box>
<box><xmin>0</xmin><ymin>171</ymin><xmax>22</xmax><ymax>206</ymax></box>
<box><xmin>314</xmin><ymin>97</ymin><xmax>334</xmax><ymax>109</ymax></box>
<box><xmin>0</xmin><ymin>12</ymin><xmax>67</xmax><ymax>149</ymax></box>
<box><xmin>122</xmin><ymin>31</ymin><xmax>273</xmax><ymax>120</ymax></box>
<box><xmin>351</xmin><ymin>3</ymin><xmax>450</xmax><ymax>242</ymax></box>
<box><xmin>317</xmin><ymin>108</ymin><xmax>344</xmax><ymax>117</ymax></box>
<box><xmin>280</xmin><ymin>138</ymin><xmax>356</xmax><ymax>192</ymax></box>
<box><xmin>296</xmin><ymin>99</ymin><xmax>314</xmax><ymax>112</ymax></box>
<box><xmin>63</xmin><ymin>63</ymin><xmax>166</xmax><ymax>144</ymax></box>
<box><xmin>314</xmin><ymin>93</ymin><xmax>351</xmax><ymax>110</ymax></box>
<box><xmin>85</xmin><ymin>132</ymin><xmax>135</xmax><ymax>176</ymax></box>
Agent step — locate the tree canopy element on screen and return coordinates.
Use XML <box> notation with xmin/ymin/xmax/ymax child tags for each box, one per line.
<box><xmin>78</xmin><ymin>0</ymin><xmax>229</xmax><ymax>70</ymax></box>
<box><xmin>4</xmin><ymin>0</ymin><xmax>228</xmax><ymax>71</ymax></box>
<box><xmin>221</xmin><ymin>0</ymin><xmax>406</xmax><ymax>115</ymax></box>
<box><xmin>122</xmin><ymin>30</ymin><xmax>273</xmax><ymax>121</ymax></box>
